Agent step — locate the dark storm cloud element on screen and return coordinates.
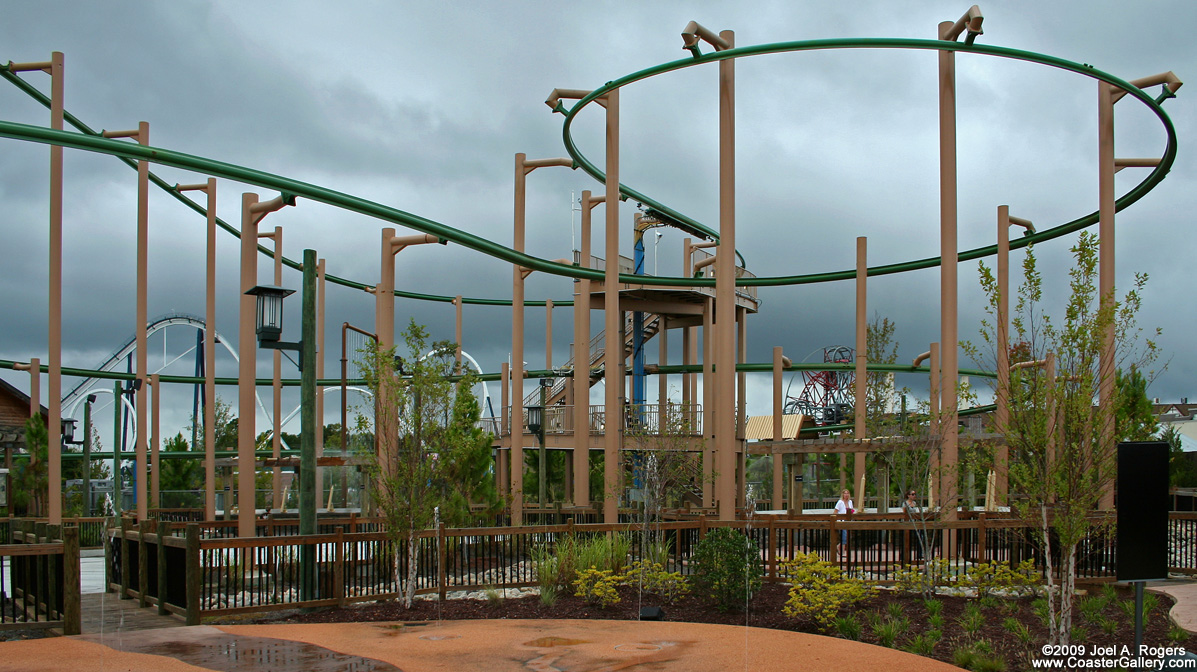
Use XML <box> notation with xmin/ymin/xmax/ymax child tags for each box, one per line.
<box><xmin>0</xmin><ymin>0</ymin><xmax>1194</xmax><ymax>436</ymax></box>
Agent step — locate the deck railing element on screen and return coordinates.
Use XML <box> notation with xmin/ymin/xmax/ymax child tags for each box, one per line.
<box><xmin>105</xmin><ymin>511</ymin><xmax>1197</xmax><ymax>622</ymax></box>
<box><xmin>1</xmin><ymin>521</ymin><xmax>80</xmax><ymax>634</ymax></box>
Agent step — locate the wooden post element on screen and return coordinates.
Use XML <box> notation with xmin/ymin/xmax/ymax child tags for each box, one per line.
<box><xmin>767</xmin><ymin>517</ymin><xmax>777</xmax><ymax>579</ymax></box>
<box><xmin>830</xmin><ymin>515</ymin><xmax>839</xmax><ymax>561</ymax></box>
<box><xmin>437</xmin><ymin>522</ymin><xmax>447</xmax><ymax>601</ymax></box>
<box><xmin>698</xmin><ymin>514</ymin><xmax>708</xmax><ymax>540</ymax></box>
<box><xmin>46</xmin><ymin>523</ymin><xmax>60</xmax><ymax>621</ymax></box>
<box><xmin>63</xmin><ymin>525</ymin><xmax>80</xmax><ymax>635</ymax></box>
<box><xmin>138</xmin><ymin>520</ymin><xmax>149</xmax><ymax>607</ymax></box>
<box><xmin>977</xmin><ymin>512</ymin><xmax>987</xmax><ymax>563</ymax></box>
<box><xmin>157</xmin><ymin>520</ymin><xmax>171</xmax><ymax>615</ymax></box>
<box><xmin>120</xmin><ymin>518</ymin><xmax>132</xmax><ymax>599</ymax></box>
<box><xmin>34</xmin><ymin>522</ymin><xmax>46</xmax><ymax>611</ymax></box>
<box><xmin>334</xmin><ymin>526</ymin><xmax>346</xmax><ymax>608</ymax></box>
<box><xmin>104</xmin><ymin>517</ymin><xmax>114</xmax><ymax>593</ymax></box>
<box><xmin>185</xmin><ymin>523</ymin><xmax>200</xmax><ymax>625</ymax></box>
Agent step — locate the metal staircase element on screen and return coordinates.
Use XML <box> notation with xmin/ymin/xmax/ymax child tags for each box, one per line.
<box><xmin>523</xmin><ymin>312</ymin><xmax>662</xmax><ymax>408</ymax></box>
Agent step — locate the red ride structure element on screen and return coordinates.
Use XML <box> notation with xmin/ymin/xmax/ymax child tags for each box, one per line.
<box><xmin>785</xmin><ymin>346</ymin><xmax>855</xmax><ymax>426</ymax></box>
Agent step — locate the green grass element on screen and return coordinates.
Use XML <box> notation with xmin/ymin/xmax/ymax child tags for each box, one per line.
<box><xmin>835</xmin><ymin>614</ymin><xmax>861</xmax><ymax>641</ymax></box>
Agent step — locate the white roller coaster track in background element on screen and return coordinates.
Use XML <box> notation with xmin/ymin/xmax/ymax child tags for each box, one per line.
<box><xmin>59</xmin><ymin>315</ymin><xmax>492</xmax><ymax>451</ymax></box>
<box><xmin>61</xmin><ymin>313</ymin><xmax>282</xmax><ymax>447</ymax></box>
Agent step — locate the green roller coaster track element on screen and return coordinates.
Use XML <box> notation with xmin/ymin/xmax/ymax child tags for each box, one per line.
<box><xmin>0</xmin><ymin>35</ymin><xmax>1177</xmax><ymax>399</ymax></box>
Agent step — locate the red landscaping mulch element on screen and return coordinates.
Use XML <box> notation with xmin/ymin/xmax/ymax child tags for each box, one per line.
<box><xmin>256</xmin><ymin>583</ymin><xmax>1197</xmax><ymax>671</ymax></box>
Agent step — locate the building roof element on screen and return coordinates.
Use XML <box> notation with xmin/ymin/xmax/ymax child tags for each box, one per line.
<box><xmin>0</xmin><ymin>375</ymin><xmax>48</xmax><ymax>421</ymax></box>
<box><xmin>744</xmin><ymin>414</ymin><xmax>811</xmax><ymax>441</ymax></box>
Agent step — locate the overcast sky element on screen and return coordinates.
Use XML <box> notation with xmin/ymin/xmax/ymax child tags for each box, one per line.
<box><xmin>0</xmin><ymin>1</ymin><xmax>1192</xmax><ymax>447</ymax></box>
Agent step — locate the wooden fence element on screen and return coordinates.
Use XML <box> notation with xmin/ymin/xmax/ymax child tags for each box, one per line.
<box><xmin>1</xmin><ymin>521</ymin><xmax>80</xmax><ymax>634</ymax></box>
<box><xmin>103</xmin><ymin>511</ymin><xmax>1197</xmax><ymax>623</ymax></box>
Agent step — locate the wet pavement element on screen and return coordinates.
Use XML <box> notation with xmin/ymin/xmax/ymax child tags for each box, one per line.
<box><xmin>0</xmin><ymin>619</ymin><xmax>966</xmax><ymax>672</ymax></box>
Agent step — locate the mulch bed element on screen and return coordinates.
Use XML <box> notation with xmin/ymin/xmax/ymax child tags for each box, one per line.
<box><xmin>254</xmin><ymin>583</ymin><xmax>1197</xmax><ymax>671</ymax></box>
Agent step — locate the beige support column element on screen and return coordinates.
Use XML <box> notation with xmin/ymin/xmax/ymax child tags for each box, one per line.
<box><xmin>602</xmin><ymin>89</ymin><xmax>622</xmax><ymax>524</ymax></box>
<box><xmin>772</xmin><ymin>346</ymin><xmax>784</xmax><ymax>509</ymax></box>
<box><xmin>929</xmin><ymin>343</ymin><xmax>941</xmax><ymax>506</ymax></box>
<box><xmin>512</xmin><ymin>154</ymin><xmax>527</xmax><ymax>524</ymax></box>
<box><xmin>854</xmin><ymin>237</ymin><xmax>867</xmax><ymax>503</ymax></box>
<box><xmin>996</xmin><ymin>207</ymin><xmax>1011</xmax><ymax>507</ymax></box>
<box><xmin>134</xmin><ymin>122</ymin><xmax>149</xmax><ymax>524</ymax></box>
<box><xmin>9</xmin><ymin>54</ymin><xmax>65</xmax><ymax>522</ymax></box>
<box><xmin>938</xmin><ymin>19</ymin><xmax>962</xmax><ymax>520</ymax></box>
<box><xmin>376</xmin><ymin>228</ymin><xmax>396</xmax><ymax>474</ymax></box>
<box><xmin>995</xmin><ymin>207</ymin><xmax>1033</xmax><ymax>506</ymax></box>
<box><xmin>702</xmin><ymin>297</ymin><xmax>714</xmax><ymax>509</ymax></box>
<box><xmin>573</xmin><ymin>193</ymin><xmax>601</xmax><ymax>507</ymax></box>
<box><xmin>177</xmin><ymin>179</ymin><xmax>218</xmax><ymax>521</ymax></box>
<box><xmin>45</xmin><ymin>54</ymin><xmax>65</xmax><ymax>525</ymax></box>
<box><xmin>101</xmin><ymin>122</ymin><xmax>150</xmax><ymax>521</ymax></box>
<box><xmin>510</xmin><ymin>154</ymin><xmax>572</xmax><ymax>522</ymax></box>
<box><xmin>500</xmin><ymin>362</ymin><xmax>510</xmax><ymax>500</ymax></box>
<box><xmin>1097</xmin><ymin>82</ymin><xmax>1116</xmax><ymax>511</ymax></box>
<box><xmin>237</xmin><ymin>193</ymin><xmax>261</xmax><ymax>537</ymax></box>
<box><xmin>682</xmin><ymin>239</ymin><xmax>695</xmax><ymax>428</ymax></box>
<box><xmin>714</xmin><ymin>29</ymin><xmax>737</xmax><ymax>521</ymax></box>
<box><xmin>49</xmin><ymin>53</ymin><xmax>64</xmax><ymax>524</ymax></box>
<box><xmin>150</xmin><ymin>375</ymin><xmax>159</xmax><ymax>509</ymax></box>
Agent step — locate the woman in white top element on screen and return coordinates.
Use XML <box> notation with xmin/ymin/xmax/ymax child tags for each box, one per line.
<box><xmin>834</xmin><ymin>489</ymin><xmax>854</xmax><ymax>557</ymax></box>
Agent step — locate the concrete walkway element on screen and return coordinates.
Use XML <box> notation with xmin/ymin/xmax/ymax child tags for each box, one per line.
<box><xmin>1147</xmin><ymin>579</ymin><xmax>1197</xmax><ymax>633</ymax></box>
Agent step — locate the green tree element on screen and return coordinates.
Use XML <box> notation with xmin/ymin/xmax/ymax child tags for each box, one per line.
<box><xmin>12</xmin><ymin>417</ymin><xmax>49</xmax><ymax>516</ymax></box>
<box><xmin>1163</xmin><ymin>425</ymin><xmax>1197</xmax><ymax>488</ymax></box>
<box><xmin>360</xmin><ymin>320</ymin><xmax>502</xmax><ymax>608</ymax></box>
<box><xmin>1115</xmin><ymin>366</ymin><xmax>1158</xmax><ymax>441</ymax></box>
<box><xmin>966</xmin><ymin>231</ymin><xmax>1160</xmax><ymax>646</ymax></box>
<box><xmin>158</xmin><ymin>433</ymin><xmax>203</xmax><ymax>507</ymax></box>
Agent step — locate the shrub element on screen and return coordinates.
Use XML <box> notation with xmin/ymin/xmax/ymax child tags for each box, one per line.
<box><xmin>484</xmin><ymin>584</ymin><xmax>504</xmax><ymax>605</ymax></box>
<box><xmin>539</xmin><ymin>583</ymin><xmax>558</xmax><ymax>607</ymax></box>
<box><xmin>780</xmin><ymin>552</ymin><xmax>875</xmax><ymax>630</ymax></box>
<box><xmin>1168</xmin><ymin>623</ymin><xmax>1189</xmax><ymax>643</ymax></box>
<box><xmin>573</xmin><ymin>568</ymin><xmax>622</xmax><ymax>608</ymax></box>
<box><xmin>834</xmin><ymin>615</ymin><xmax>861</xmax><ymax>640</ymax></box>
<box><xmin>894</xmin><ymin>559</ymin><xmax>952</xmax><ymax>595</ymax></box>
<box><xmin>692</xmin><ymin>527</ymin><xmax>763</xmax><ymax>612</ymax></box>
<box><xmin>924</xmin><ymin>598</ymin><xmax>944</xmax><ymax>617</ymax></box>
<box><xmin>1003</xmin><ymin>616</ymin><xmax>1031</xmax><ymax>644</ymax></box>
<box><xmin>874</xmin><ymin>619</ymin><xmax>902</xmax><ymax>648</ymax></box>
<box><xmin>904</xmin><ymin>632</ymin><xmax>939</xmax><ymax>656</ymax></box>
<box><xmin>576</xmin><ymin>532</ymin><xmax>630</xmax><ymax>575</ymax></box>
<box><xmin>961</xmin><ymin>560</ymin><xmax>1041</xmax><ymax>599</ymax></box>
<box><xmin>959</xmin><ymin>603</ymin><xmax>985</xmax><ymax>636</ymax></box>
<box><xmin>1078</xmin><ymin>594</ymin><xmax>1109</xmax><ymax>622</ymax></box>
<box><xmin>954</xmin><ymin>645</ymin><xmax>1007</xmax><ymax>672</ymax></box>
<box><xmin>623</xmin><ymin>560</ymin><xmax>689</xmax><ymax>604</ymax></box>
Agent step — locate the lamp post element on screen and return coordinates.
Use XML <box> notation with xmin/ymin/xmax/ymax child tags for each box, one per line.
<box><xmin>246</xmin><ymin>248</ymin><xmax>317</xmax><ymax>598</ymax></box>
<box><xmin>83</xmin><ymin>394</ymin><xmax>95</xmax><ymax>516</ymax></box>
<box><xmin>60</xmin><ymin>416</ymin><xmax>81</xmax><ymax>515</ymax></box>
